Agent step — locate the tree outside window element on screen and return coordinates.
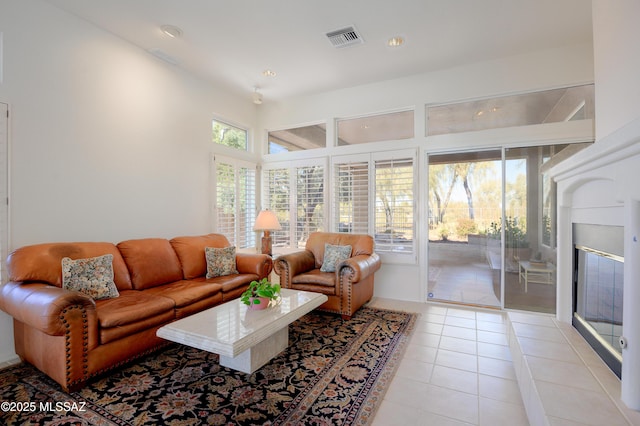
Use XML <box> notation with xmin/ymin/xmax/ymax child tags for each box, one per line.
<box><xmin>213</xmin><ymin>119</ymin><xmax>247</xmax><ymax>151</ymax></box>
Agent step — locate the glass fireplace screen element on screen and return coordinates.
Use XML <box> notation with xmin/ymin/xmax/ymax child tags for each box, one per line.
<box><xmin>574</xmin><ymin>245</ymin><xmax>624</xmax><ymax>374</ymax></box>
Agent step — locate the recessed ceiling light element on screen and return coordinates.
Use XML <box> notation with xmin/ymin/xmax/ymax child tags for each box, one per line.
<box><xmin>387</xmin><ymin>36</ymin><xmax>404</xmax><ymax>47</ymax></box>
<box><xmin>161</xmin><ymin>25</ymin><xmax>183</xmax><ymax>38</ymax></box>
<box><xmin>263</xmin><ymin>69</ymin><xmax>276</xmax><ymax>77</ymax></box>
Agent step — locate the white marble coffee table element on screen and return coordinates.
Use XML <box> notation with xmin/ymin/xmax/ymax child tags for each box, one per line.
<box><xmin>156</xmin><ymin>289</ymin><xmax>328</xmax><ymax>373</ymax></box>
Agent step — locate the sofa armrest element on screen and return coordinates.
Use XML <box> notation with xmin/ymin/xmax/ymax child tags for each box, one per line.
<box><xmin>0</xmin><ymin>281</ymin><xmax>96</xmax><ymax>336</ymax></box>
<box><xmin>273</xmin><ymin>251</ymin><xmax>316</xmax><ymax>287</ymax></box>
<box><xmin>235</xmin><ymin>253</ymin><xmax>273</xmax><ymax>279</ymax></box>
<box><xmin>339</xmin><ymin>253</ymin><xmax>381</xmax><ymax>283</ymax></box>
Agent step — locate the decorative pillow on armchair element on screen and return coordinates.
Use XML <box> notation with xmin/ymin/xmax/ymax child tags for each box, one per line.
<box><xmin>61</xmin><ymin>254</ymin><xmax>120</xmax><ymax>300</ymax></box>
<box><xmin>205</xmin><ymin>246</ymin><xmax>238</xmax><ymax>278</ymax></box>
<box><xmin>320</xmin><ymin>243</ymin><xmax>352</xmax><ymax>272</ymax></box>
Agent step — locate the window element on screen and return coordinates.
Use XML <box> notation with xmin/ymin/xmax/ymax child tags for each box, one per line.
<box><xmin>426</xmin><ymin>84</ymin><xmax>595</xmax><ymax>136</ymax></box>
<box><xmin>268</xmin><ymin>123</ymin><xmax>326</xmax><ymax>153</ymax></box>
<box><xmin>296</xmin><ymin>165</ymin><xmax>324</xmax><ymax>244</ymax></box>
<box><xmin>213</xmin><ymin>118</ymin><xmax>248</xmax><ymax>151</ymax></box>
<box><xmin>334</xmin><ymin>159</ymin><xmax>369</xmax><ymax>234</ymax></box>
<box><xmin>374</xmin><ymin>156</ymin><xmax>415</xmax><ymax>254</ymax></box>
<box><xmin>337</xmin><ymin>110</ymin><xmax>414</xmax><ymax>145</ymax></box>
<box><xmin>265</xmin><ymin>168</ymin><xmax>291</xmax><ymax>247</ymax></box>
<box><xmin>332</xmin><ymin>149</ymin><xmax>416</xmax><ymax>260</ymax></box>
<box><xmin>213</xmin><ymin>156</ymin><xmax>256</xmax><ymax>248</ymax></box>
<box><xmin>263</xmin><ymin>160</ymin><xmax>326</xmax><ymax>248</ymax></box>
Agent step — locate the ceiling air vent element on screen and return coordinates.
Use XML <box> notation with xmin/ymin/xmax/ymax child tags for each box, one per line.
<box><xmin>326</xmin><ymin>26</ymin><xmax>364</xmax><ymax>48</ymax></box>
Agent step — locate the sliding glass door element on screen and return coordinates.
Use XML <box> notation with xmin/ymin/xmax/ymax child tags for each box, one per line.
<box><xmin>427</xmin><ymin>150</ymin><xmax>502</xmax><ymax>308</ymax></box>
<box><xmin>428</xmin><ymin>144</ymin><xmax>577</xmax><ymax>312</ymax></box>
<box><xmin>502</xmin><ymin>145</ymin><xmax>568</xmax><ymax>313</ymax></box>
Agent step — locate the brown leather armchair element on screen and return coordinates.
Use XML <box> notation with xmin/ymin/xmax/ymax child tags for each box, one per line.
<box><xmin>273</xmin><ymin>232</ymin><xmax>381</xmax><ymax>319</ymax></box>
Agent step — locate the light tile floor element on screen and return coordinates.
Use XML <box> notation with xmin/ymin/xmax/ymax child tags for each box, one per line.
<box><xmin>507</xmin><ymin>310</ymin><xmax>639</xmax><ymax>425</ymax></box>
<box><xmin>369</xmin><ymin>297</ymin><xmax>529</xmax><ymax>426</ymax></box>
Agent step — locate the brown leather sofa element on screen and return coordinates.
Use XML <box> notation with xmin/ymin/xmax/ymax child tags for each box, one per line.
<box><xmin>0</xmin><ymin>233</ymin><xmax>271</xmax><ymax>391</ymax></box>
<box><xmin>273</xmin><ymin>232</ymin><xmax>381</xmax><ymax>319</ymax></box>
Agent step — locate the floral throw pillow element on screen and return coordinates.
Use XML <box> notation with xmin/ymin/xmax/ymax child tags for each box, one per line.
<box><xmin>61</xmin><ymin>254</ymin><xmax>119</xmax><ymax>300</ymax></box>
<box><xmin>320</xmin><ymin>243</ymin><xmax>352</xmax><ymax>272</ymax></box>
<box><xmin>205</xmin><ymin>246</ymin><xmax>238</xmax><ymax>278</ymax></box>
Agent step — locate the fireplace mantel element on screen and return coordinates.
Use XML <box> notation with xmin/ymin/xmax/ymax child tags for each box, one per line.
<box><xmin>550</xmin><ymin>117</ymin><xmax>640</xmax><ymax>184</ymax></box>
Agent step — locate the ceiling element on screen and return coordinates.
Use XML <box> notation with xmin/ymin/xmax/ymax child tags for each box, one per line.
<box><xmin>43</xmin><ymin>0</ymin><xmax>593</xmax><ymax>103</ymax></box>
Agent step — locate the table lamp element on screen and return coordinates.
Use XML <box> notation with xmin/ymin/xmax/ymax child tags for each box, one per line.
<box><xmin>253</xmin><ymin>210</ymin><xmax>282</xmax><ymax>255</ymax></box>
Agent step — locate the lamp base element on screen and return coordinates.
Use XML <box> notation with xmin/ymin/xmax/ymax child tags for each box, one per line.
<box><xmin>261</xmin><ymin>231</ymin><xmax>273</xmax><ymax>256</ymax></box>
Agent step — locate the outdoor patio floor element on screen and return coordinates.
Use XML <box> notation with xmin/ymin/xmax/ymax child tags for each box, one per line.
<box><xmin>428</xmin><ymin>241</ymin><xmax>556</xmax><ymax>313</ymax></box>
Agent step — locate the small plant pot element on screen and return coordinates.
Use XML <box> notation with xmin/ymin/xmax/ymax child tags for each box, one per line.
<box><xmin>248</xmin><ymin>296</ymin><xmax>270</xmax><ymax>310</ymax></box>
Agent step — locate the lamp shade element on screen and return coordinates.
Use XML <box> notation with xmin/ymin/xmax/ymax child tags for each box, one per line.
<box><xmin>253</xmin><ymin>210</ymin><xmax>282</xmax><ymax>231</ymax></box>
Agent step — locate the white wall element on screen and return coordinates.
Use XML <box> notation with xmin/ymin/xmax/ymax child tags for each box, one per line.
<box><xmin>592</xmin><ymin>0</ymin><xmax>640</xmax><ymax>140</ymax></box>
<box><xmin>259</xmin><ymin>44</ymin><xmax>595</xmax><ymax>302</ymax></box>
<box><xmin>0</xmin><ymin>0</ymin><xmax>256</xmax><ymax>362</ymax></box>
<box><xmin>1</xmin><ymin>0</ymin><xmax>258</xmax><ymax>246</ymax></box>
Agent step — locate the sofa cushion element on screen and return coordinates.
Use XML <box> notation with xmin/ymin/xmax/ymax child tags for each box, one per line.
<box><xmin>170</xmin><ymin>234</ymin><xmax>231</xmax><ymax>279</ymax></box>
<box><xmin>189</xmin><ymin>273</ymin><xmax>258</xmax><ymax>294</ymax></box>
<box><xmin>117</xmin><ymin>238</ymin><xmax>183</xmax><ymax>290</ymax></box>
<box><xmin>205</xmin><ymin>246</ymin><xmax>238</xmax><ymax>278</ymax></box>
<box><xmin>320</xmin><ymin>244</ymin><xmax>352</xmax><ymax>272</ymax></box>
<box><xmin>61</xmin><ymin>254</ymin><xmax>120</xmax><ymax>300</ymax></box>
<box><xmin>144</xmin><ymin>280</ymin><xmax>223</xmax><ymax>308</ymax></box>
<box><xmin>292</xmin><ymin>269</ymin><xmax>336</xmax><ymax>287</ymax></box>
<box><xmin>95</xmin><ymin>290</ymin><xmax>175</xmax><ymax>344</ymax></box>
<box><xmin>95</xmin><ymin>290</ymin><xmax>175</xmax><ymax>329</ymax></box>
<box><xmin>6</xmin><ymin>242</ymin><xmax>133</xmax><ymax>290</ymax></box>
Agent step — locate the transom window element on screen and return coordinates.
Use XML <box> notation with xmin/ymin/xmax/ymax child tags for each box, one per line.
<box><xmin>213</xmin><ymin>118</ymin><xmax>248</xmax><ymax>151</ymax></box>
<box><xmin>426</xmin><ymin>84</ymin><xmax>595</xmax><ymax>136</ymax></box>
<box><xmin>268</xmin><ymin>123</ymin><xmax>326</xmax><ymax>153</ymax></box>
<box><xmin>337</xmin><ymin>110</ymin><xmax>414</xmax><ymax>145</ymax></box>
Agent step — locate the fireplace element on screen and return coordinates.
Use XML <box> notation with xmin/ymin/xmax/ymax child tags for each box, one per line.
<box><xmin>549</xmin><ymin>117</ymin><xmax>640</xmax><ymax>409</ymax></box>
<box><xmin>572</xmin><ymin>223</ymin><xmax>624</xmax><ymax>377</ymax></box>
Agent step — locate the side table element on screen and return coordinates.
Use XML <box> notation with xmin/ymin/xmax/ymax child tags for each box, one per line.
<box><xmin>518</xmin><ymin>260</ymin><xmax>555</xmax><ymax>292</ymax></box>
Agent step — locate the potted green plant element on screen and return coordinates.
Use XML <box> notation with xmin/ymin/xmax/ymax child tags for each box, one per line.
<box><xmin>240</xmin><ymin>278</ymin><xmax>281</xmax><ymax>310</ymax></box>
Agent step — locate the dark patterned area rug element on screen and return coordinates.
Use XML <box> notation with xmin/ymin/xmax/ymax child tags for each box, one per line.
<box><xmin>0</xmin><ymin>306</ymin><xmax>416</xmax><ymax>426</ymax></box>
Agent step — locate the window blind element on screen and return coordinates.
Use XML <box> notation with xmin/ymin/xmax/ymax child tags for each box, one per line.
<box><xmin>265</xmin><ymin>168</ymin><xmax>290</xmax><ymax>248</ymax></box>
<box><xmin>214</xmin><ymin>156</ymin><xmax>257</xmax><ymax>248</ymax></box>
<box><xmin>334</xmin><ymin>162</ymin><xmax>369</xmax><ymax>234</ymax></box>
<box><xmin>216</xmin><ymin>162</ymin><xmax>237</xmax><ymax>245</ymax></box>
<box><xmin>374</xmin><ymin>157</ymin><xmax>414</xmax><ymax>254</ymax></box>
<box><xmin>238</xmin><ymin>166</ymin><xmax>256</xmax><ymax>248</ymax></box>
<box><xmin>296</xmin><ymin>165</ymin><xmax>324</xmax><ymax>246</ymax></box>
